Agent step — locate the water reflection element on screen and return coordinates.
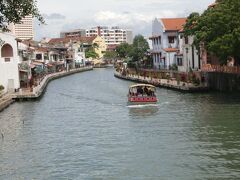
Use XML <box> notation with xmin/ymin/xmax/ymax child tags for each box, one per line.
<box><xmin>1</xmin><ymin>69</ymin><xmax>240</xmax><ymax>179</ymax></box>
<box><xmin>128</xmin><ymin>105</ymin><xmax>159</xmax><ymax>117</ymax></box>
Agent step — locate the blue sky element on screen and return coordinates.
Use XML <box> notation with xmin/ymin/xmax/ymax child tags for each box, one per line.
<box><xmin>35</xmin><ymin>0</ymin><xmax>214</xmax><ymax>40</ymax></box>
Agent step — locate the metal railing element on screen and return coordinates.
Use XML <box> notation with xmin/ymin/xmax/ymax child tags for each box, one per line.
<box><xmin>202</xmin><ymin>64</ymin><xmax>240</xmax><ymax>74</ymax></box>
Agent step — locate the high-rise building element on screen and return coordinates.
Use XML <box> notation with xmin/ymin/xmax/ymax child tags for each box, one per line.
<box><xmin>86</xmin><ymin>26</ymin><xmax>133</xmax><ymax>46</ymax></box>
<box><xmin>8</xmin><ymin>15</ymin><xmax>34</xmax><ymax>40</ymax></box>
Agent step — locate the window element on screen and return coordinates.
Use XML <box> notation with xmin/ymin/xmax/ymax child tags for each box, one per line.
<box><xmin>4</xmin><ymin>58</ymin><xmax>10</xmax><ymax>62</ymax></box>
<box><xmin>185</xmin><ymin>36</ymin><xmax>189</xmax><ymax>44</ymax></box>
<box><xmin>1</xmin><ymin>44</ymin><xmax>13</xmax><ymax>57</ymax></box>
<box><xmin>36</xmin><ymin>54</ymin><xmax>42</xmax><ymax>60</ymax></box>
<box><xmin>158</xmin><ymin>36</ymin><xmax>161</xmax><ymax>44</ymax></box>
<box><xmin>168</xmin><ymin>36</ymin><xmax>175</xmax><ymax>44</ymax></box>
<box><xmin>177</xmin><ymin>58</ymin><xmax>183</xmax><ymax>66</ymax></box>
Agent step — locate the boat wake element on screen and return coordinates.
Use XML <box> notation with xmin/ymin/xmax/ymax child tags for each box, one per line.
<box><xmin>127</xmin><ymin>104</ymin><xmax>159</xmax><ymax>108</ymax></box>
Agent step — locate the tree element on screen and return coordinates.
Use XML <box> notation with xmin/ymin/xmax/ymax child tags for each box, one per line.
<box><xmin>184</xmin><ymin>0</ymin><xmax>240</xmax><ymax>65</ymax></box>
<box><xmin>103</xmin><ymin>51</ymin><xmax>117</xmax><ymax>60</ymax></box>
<box><xmin>116</xmin><ymin>43</ymin><xmax>132</xmax><ymax>58</ymax></box>
<box><xmin>130</xmin><ymin>35</ymin><xmax>150</xmax><ymax>62</ymax></box>
<box><xmin>85</xmin><ymin>49</ymin><xmax>99</xmax><ymax>59</ymax></box>
<box><xmin>0</xmin><ymin>0</ymin><xmax>44</xmax><ymax>31</ymax></box>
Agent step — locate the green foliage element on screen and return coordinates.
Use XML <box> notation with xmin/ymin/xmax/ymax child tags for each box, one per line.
<box><xmin>130</xmin><ymin>35</ymin><xmax>150</xmax><ymax>62</ymax></box>
<box><xmin>116</xmin><ymin>43</ymin><xmax>132</xmax><ymax>58</ymax></box>
<box><xmin>103</xmin><ymin>51</ymin><xmax>117</xmax><ymax>60</ymax></box>
<box><xmin>184</xmin><ymin>0</ymin><xmax>240</xmax><ymax>64</ymax></box>
<box><xmin>85</xmin><ymin>49</ymin><xmax>99</xmax><ymax>59</ymax></box>
<box><xmin>0</xmin><ymin>85</ymin><xmax>4</xmax><ymax>91</ymax></box>
<box><xmin>169</xmin><ymin>64</ymin><xmax>178</xmax><ymax>71</ymax></box>
<box><xmin>0</xmin><ymin>0</ymin><xmax>44</xmax><ymax>31</ymax></box>
<box><xmin>116</xmin><ymin>35</ymin><xmax>150</xmax><ymax>63</ymax></box>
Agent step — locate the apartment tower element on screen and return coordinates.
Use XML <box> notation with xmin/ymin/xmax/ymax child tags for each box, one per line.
<box><xmin>86</xmin><ymin>26</ymin><xmax>133</xmax><ymax>46</ymax></box>
<box><xmin>9</xmin><ymin>15</ymin><xmax>34</xmax><ymax>40</ymax></box>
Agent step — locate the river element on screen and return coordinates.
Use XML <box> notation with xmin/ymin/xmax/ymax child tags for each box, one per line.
<box><xmin>1</xmin><ymin>68</ymin><xmax>240</xmax><ymax>179</ymax></box>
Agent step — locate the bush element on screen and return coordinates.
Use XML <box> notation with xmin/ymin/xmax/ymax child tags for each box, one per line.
<box><xmin>0</xmin><ymin>85</ymin><xmax>4</xmax><ymax>91</ymax></box>
<box><xmin>170</xmin><ymin>64</ymin><xmax>178</xmax><ymax>71</ymax></box>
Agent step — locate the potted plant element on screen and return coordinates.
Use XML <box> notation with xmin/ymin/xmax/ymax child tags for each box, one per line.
<box><xmin>166</xmin><ymin>73</ymin><xmax>170</xmax><ymax>83</ymax></box>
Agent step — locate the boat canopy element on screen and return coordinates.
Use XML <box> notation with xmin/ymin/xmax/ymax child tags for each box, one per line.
<box><xmin>129</xmin><ymin>84</ymin><xmax>156</xmax><ymax>89</ymax></box>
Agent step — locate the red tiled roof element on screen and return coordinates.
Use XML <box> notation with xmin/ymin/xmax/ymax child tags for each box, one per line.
<box><xmin>48</xmin><ymin>36</ymin><xmax>97</xmax><ymax>44</ymax></box>
<box><xmin>107</xmin><ymin>44</ymin><xmax>118</xmax><ymax>51</ymax></box>
<box><xmin>22</xmin><ymin>40</ymin><xmax>39</xmax><ymax>47</ymax></box>
<box><xmin>161</xmin><ymin>18</ymin><xmax>187</xmax><ymax>31</ymax></box>
<box><xmin>34</xmin><ymin>47</ymin><xmax>49</xmax><ymax>52</ymax></box>
<box><xmin>164</xmin><ymin>48</ymin><xmax>179</xmax><ymax>52</ymax></box>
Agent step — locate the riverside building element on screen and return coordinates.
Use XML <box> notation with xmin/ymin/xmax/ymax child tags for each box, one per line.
<box><xmin>0</xmin><ymin>32</ymin><xmax>20</xmax><ymax>92</ymax></box>
<box><xmin>150</xmin><ymin>18</ymin><xmax>186</xmax><ymax>70</ymax></box>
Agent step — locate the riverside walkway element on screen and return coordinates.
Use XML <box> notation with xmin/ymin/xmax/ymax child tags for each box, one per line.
<box><xmin>0</xmin><ymin>66</ymin><xmax>93</xmax><ymax>111</ymax></box>
<box><xmin>114</xmin><ymin>71</ymin><xmax>209</xmax><ymax>92</ymax></box>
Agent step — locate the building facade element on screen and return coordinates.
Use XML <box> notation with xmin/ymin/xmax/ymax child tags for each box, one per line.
<box><xmin>8</xmin><ymin>15</ymin><xmax>34</xmax><ymax>40</ymax></box>
<box><xmin>86</xmin><ymin>26</ymin><xmax>133</xmax><ymax>46</ymax></box>
<box><xmin>48</xmin><ymin>35</ymin><xmax>106</xmax><ymax>60</ymax></box>
<box><xmin>60</xmin><ymin>29</ymin><xmax>86</xmax><ymax>38</ymax></box>
<box><xmin>0</xmin><ymin>32</ymin><xmax>20</xmax><ymax>92</ymax></box>
<box><xmin>150</xmin><ymin>18</ymin><xmax>186</xmax><ymax>70</ymax></box>
<box><xmin>178</xmin><ymin>35</ymin><xmax>201</xmax><ymax>72</ymax></box>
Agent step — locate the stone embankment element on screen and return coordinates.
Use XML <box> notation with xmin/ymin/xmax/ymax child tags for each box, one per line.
<box><xmin>114</xmin><ymin>71</ymin><xmax>209</xmax><ymax>92</ymax></box>
<box><xmin>0</xmin><ymin>93</ymin><xmax>14</xmax><ymax>112</ymax></box>
<box><xmin>0</xmin><ymin>66</ymin><xmax>93</xmax><ymax>112</ymax></box>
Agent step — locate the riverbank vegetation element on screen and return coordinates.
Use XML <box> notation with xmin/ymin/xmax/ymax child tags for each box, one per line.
<box><xmin>184</xmin><ymin>0</ymin><xmax>240</xmax><ymax>65</ymax></box>
<box><xmin>104</xmin><ymin>34</ymin><xmax>152</xmax><ymax>68</ymax></box>
<box><xmin>0</xmin><ymin>0</ymin><xmax>44</xmax><ymax>31</ymax></box>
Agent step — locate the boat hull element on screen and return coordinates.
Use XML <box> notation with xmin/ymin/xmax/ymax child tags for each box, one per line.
<box><xmin>128</xmin><ymin>96</ymin><xmax>158</xmax><ymax>105</ymax></box>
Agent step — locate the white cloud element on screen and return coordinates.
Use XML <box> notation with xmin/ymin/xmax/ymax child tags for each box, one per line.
<box><xmin>35</xmin><ymin>0</ymin><xmax>214</xmax><ymax>40</ymax></box>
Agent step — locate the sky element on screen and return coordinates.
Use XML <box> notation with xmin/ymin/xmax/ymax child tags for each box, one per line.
<box><xmin>35</xmin><ymin>0</ymin><xmax>214</xmax><ymax>40</ymax></box>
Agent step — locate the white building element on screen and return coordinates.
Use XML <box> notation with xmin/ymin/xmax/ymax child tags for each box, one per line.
<box><xmin>8</xmin><ymin>15</ymin><xmax>34</xmax><ymax>40</ymax></box>
<box><xmin>177</xmin><ymin>34</ymin><xmax>201</xmax><ymax>72</ymax></box>
<box><xmin>150</xmin><ymin>18</ymin><xmax>186</xmax><ymax>70</ymax></box>
<box><xmin>0</xmin><ymin>32</ymin><xmax>20</xmax><ymax>92</ymax></box>
<box><xmin>86</xmin><ymin>26</ymin><xmax>133</xmax><ymax>46</ymax></box>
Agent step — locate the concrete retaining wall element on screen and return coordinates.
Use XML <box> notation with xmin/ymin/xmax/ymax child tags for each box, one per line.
<box><xmin>0</xmin><ymin>96</ymin><xmax>14</xmax><ymax>112</ymax></box>
<box><xmin>114</xmin><ymin>71</ymin><xmax>208</xmax><ymax>93</ymax></box>
<box><xmin>206</xmin><ymin>72</ymin><xmax>240</xmax><ymax>92</ymax></box>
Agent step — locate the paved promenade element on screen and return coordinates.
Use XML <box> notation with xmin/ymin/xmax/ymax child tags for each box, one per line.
<box><xmin>114</xmin><ymin>71</ymin><xmax>209</xmax><ymax>92</ymax></box>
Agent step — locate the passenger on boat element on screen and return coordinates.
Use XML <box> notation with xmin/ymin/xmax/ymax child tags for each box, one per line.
<box><xmin>133</xmin><ymin>88</ymin><xmax>137</xmax><ymax>96</ymax></box>
<box><xmin>144</xmin><ymin>86</ymin><xmax>149</xmax><ymax>95</ymax></box>
<box><xmin>137</xmin><ymin>87</ymin><xmax>144</xmax><ymax>96</ymax></box>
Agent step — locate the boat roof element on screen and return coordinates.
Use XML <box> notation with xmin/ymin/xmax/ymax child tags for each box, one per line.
<box><xmin>129</xmin><ymin>84</ymin><xmax>156</xmax><ymax>88</ymax></box>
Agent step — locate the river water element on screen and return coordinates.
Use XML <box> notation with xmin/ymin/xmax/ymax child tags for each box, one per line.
<box><xmin>1</xmin><ymin>68</ymin><xmax>240</xmax><ymax>179</ymax></box>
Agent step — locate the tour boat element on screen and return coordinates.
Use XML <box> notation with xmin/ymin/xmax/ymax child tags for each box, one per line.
<box><xmin>128</xmin><ymin>84</ymin><xmax>158</xmax><ymax>105</ymax></box>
